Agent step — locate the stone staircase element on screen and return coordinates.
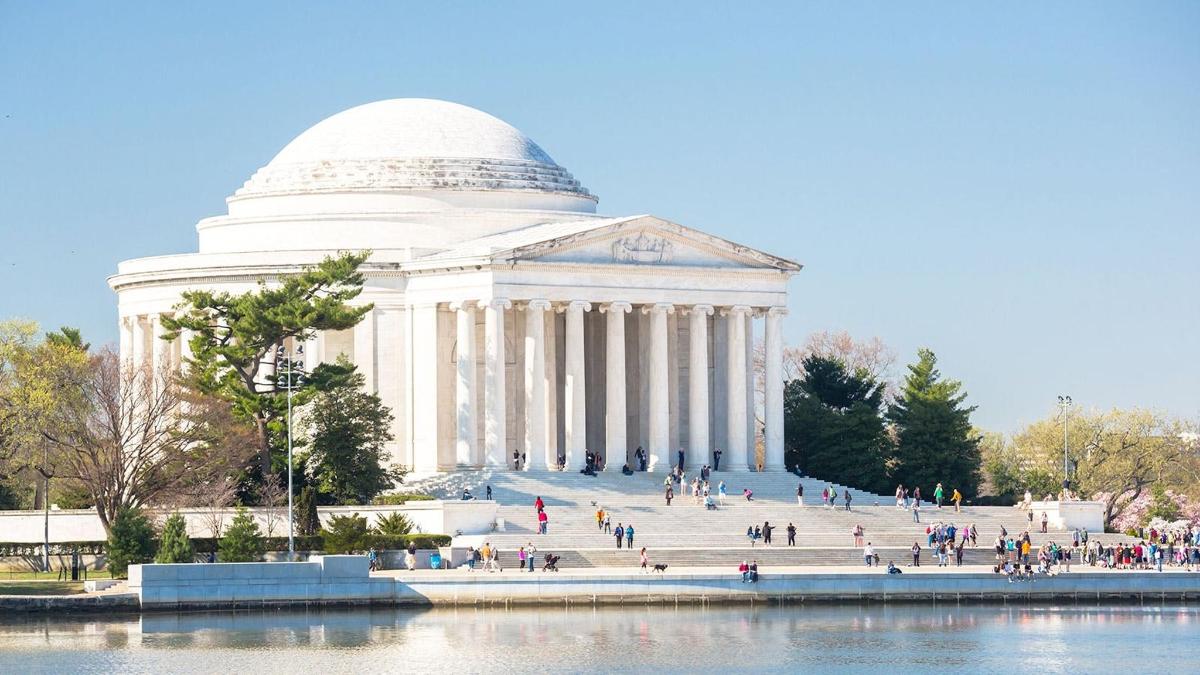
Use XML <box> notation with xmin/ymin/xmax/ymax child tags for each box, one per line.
<box><xmin>404</xmin><ymin>469</ymin><xmax>1088</xmax><ymax>568</ymax></box>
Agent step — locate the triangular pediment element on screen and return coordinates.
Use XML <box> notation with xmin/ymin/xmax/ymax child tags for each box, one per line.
<box><xmin>506</xmin><ymin>216</ymin><xmax>801</xmax><ymax>271</ymax></box>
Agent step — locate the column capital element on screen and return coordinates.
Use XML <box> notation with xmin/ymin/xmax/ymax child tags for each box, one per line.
<box><xmin>486</xmin><ymin>298</ymin><xmax>513</xmax><ymax>310</ymax></box>
<box><xmin>520</xmin><ymin>298</ymin><xmax>552</xmax><ymax>311</ymax></box>
<box><xmin>640</xmin><ymin>302</ymin><xmax>675</xmax><ymax>316</ymax></box>
<box><xmin>720</xmin><ymin>304</ymin><xmax>753</xmax><ymax>317</ymax></box>
<box><xmin>767</xmin><ymin>306</ymin><xmax>788</xmax><ymax>317</ymax></box>
<box><xmin>599</xmin><ymin>301</ymin><xmax>633</xmax><ymax>314</ymax></box>
<box><xmin>557</xmin><ymin>300</ymin><xmax>592</xmax><ymax>314</ymax></box>
<box><xmin>681</xmin><ymin>304</ymin><xmax>715</xmax><ymax>317</ymax></box>
<box><xmin>448</xmin><ymin>300</ymin><xmax>477</xmax><ymax>312</ymax></box>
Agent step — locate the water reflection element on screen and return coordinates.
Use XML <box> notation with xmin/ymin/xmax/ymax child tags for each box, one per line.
<box><xmin>0</xmin><ymin>605</ymin><xmax>1195</xmax><ymax>673</ymax></box>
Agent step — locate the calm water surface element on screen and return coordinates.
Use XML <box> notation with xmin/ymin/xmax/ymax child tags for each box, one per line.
<box><xmin>1</xmin><ymin>604</ymin><xmax>1197</xmax><ymax>674</ymax></box>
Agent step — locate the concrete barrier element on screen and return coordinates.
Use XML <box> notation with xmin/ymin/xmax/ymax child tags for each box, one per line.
<box><xmin>129</xmin><ymin>555</ymin><xmax>396</xmax><ymax>609</ymax></box>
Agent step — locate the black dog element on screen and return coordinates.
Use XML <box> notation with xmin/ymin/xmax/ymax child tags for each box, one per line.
<box><xmin>652</xmin><ymin>564</ymin><xmax>669</xmax><ymax>573</ymax></box>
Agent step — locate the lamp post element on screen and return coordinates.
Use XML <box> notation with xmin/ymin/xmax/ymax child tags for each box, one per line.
<box><xmin>276</xmin><ymin>343</ymin><xmax>305</xmax><ymax>561</ymax></box>
<box><xmin>1057</xmin><ymin>395</ymin><xmax>1072</xmax><ymax>491</ymax></box>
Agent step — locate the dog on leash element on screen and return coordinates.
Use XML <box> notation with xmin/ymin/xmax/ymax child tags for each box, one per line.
<box><xmin>652</xmin><ymin>563</ymin><xmax>669</xmax><ymax>573</ymax></box>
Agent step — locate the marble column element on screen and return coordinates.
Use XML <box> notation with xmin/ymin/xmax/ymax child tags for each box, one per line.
<box><xmin>601</xmin><ymin>302</ymin><xmax>632</xmax><ymax>469</ymax></box>
<box><xmin>354</xmin><ymin>309</ymin><xmax>377</xmax><ymax>393</ymax></box>
<box><xmin>484</xmin><ymin>299</ymin><xmax>511</xmax><ymax>468</ymax></box>
<box><xmin>150</xmin><ymin>315</ymin><xmax>172</xmax><ymax>375</ymax></box>
<box><xmin>302</xmin><ymin>332</ymin><xmax>322</xmax><ymax>373</ymax></box>
<box><xmin>765</xmin><ymin>306</ymin><xmax>787</xmax><ymax>471</ymax></box>
<box><xmin>643</xmin><ymin>303</ymin><xmax>674</xmax><ymax>471</ymax></box>
<box><xmin>119</xmin><ymin>316</ymin><xmax>134</xmax><ymax>371</ymax></box>
<box><xmin>745</xmin><ymin>311</ymin><xmax>756</xmax><ymax>468</ymax></box>
<box><xmin>130</xmin><ymin>315</ymin><xmax>147</xmax><ymax>370</ymax></box>
<box><xmin>724</xmin><ymin>305</ymin><xmax>751</xmax><ymax>472</ymax></box>
<box><xmin>563</xmin><ymin>300</ymin><xmax>591</xmax><ymax>472</ymax></box>
<box><xmin>452</xmin><ymin>301</ymin><xmax>478</xmax><ymax>468</ymax></box>
<box><xmin>687</xmin><ymin>305</ymin><xmax>714</xmax><ymax>463</ymax></box>
<box><xmin>523</xmin><ymin>299</ymin><xmax>551</xmax><ymax>471</ymax></box>
<box><xmin>178</xmin><ymin>328</ymin><xmax>194</xmax><ymax>374</ymax></box>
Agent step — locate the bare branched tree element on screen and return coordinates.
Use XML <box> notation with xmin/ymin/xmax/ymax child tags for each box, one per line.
<box><xmin>257</xmin><ymin>473</ymin><xmax>287</xmax><ymax>538</ymax></box>
<box><xmin>41</xmin><ymin>348</ymin><xmax>254</xmax><ymax>535</ymax></box>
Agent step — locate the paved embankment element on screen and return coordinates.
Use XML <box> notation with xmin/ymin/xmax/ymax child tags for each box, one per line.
<box><xmin>0</xmin><ymin>592</ymin><xmax>140</xmax><ymax>613</ymax></box>
<box><xmin>386</xmin><ymin>567</ymin><xmax>1200</xmax><ymax>606</ymax></box>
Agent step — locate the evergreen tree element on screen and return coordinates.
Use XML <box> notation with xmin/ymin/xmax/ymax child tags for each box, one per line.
<box><xmin>107</xmin><ymin>507</ymin><xmax>156</xmax><ymax>578</ymax></box>
<box><xmin>155</xmin><ymin>512</ymin><xmax>195</xmax><ymax>564</ymax></box>
<box><xmin>162</xmin><ymin>252</ymin><xmax>372</xmax><ymax>474</ymax></box>
<box><xmin>887</xmin><ymin>349</ymin><xmax>982</xmax><ymax>497</ymax></box>
<box><xmin>294</xmin><ymin>486</ymin><xmax>320</xmax><ymax>536</ymax></box>
<box><xmin>218</xmin><ymin>507</ymin><xmax>265</xmax><ymax>562</ymax></box>
<box><xmin>784</xmin><ymin>355</ymin><xmax>891</xmax><ymax>493</ymax></box>
<box><xmin>305</xmin><ymin>370</ymin><xmax>403</xmax><ymax>505</ymax></box>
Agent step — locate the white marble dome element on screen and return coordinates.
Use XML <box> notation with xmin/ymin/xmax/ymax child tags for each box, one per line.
<box><xmin>202</xmin><ymin>99</ymin><xmax>600</xmax><ymax>254</ymax></box>
<box><xmin>231</xmin><ymin>98</ymin><xmax>594</xmax><ymax>204</ymax></box>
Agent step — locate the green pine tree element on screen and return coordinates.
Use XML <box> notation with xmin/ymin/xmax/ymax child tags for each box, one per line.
<box><xmin>784</xmin><ymin>355</ymin><xmax>891</xmax><ymax>493</ymax></box>
<box><xmin>155</xmin><ymin>512</ymin><xmax>195</xmax><ymax>564</ymax></box>
<box><xmin>305</xmin><ymin>369</ymin><xmax>403</xmax><ymax>505</ymax></box>
<box><xmin>218</xmin><ymin>507</ymin><xmax>265</xmax><ymax>562</ymax></box>
<box><xmin>162</xmin><ymin>252</ymin><xmax>373</xmax><ymax>474</ymax></box>
<box><xmin>107</xmin><ymin>507</ymin><xmax>156</xmax><ymax>578</ymax></box>
<box><xmin>294</xmin><ymin>486</ymin><xmax>321</xmax><ymax>536</ymax></box>
<box><xmin>887</xmin><ymin>348</ymin><xmax>982</xmax><ymax>498</ymax></box>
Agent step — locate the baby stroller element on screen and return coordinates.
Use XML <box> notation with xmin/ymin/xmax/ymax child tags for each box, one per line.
<box><xmin>542</xmin><ymin>554</ymin><xmax>561</xmax><ymax>572</ymax></box>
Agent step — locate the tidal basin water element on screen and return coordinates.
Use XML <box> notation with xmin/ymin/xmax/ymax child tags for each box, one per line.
<box><xmin>3</xmin><ymin>604</ymin><xmax>1199</xmax><ymax>674</ymax></box>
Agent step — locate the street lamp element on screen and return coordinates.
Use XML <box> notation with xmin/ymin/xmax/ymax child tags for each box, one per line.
<box><xmin>276</xmin><ymin>343</ymin><xmax>306</xmax><ymax>560</ymax></box>
<box><xmin>1057</xmin><ymin>395</ymin><xmax>1072</xmax><ymax>493</ymax></box>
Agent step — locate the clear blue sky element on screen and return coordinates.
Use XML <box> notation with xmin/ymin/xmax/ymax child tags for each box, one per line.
<box><xmin>1</xmin><ymin>2</ymin><xmax>1197</xmax><ymax>433</ymax></box>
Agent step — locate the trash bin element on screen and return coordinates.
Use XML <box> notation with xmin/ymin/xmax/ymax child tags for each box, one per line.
<box><xmin>71</xmin><ymin>549</ymin><xmax>80</xmax><ymax>581</ymax></box>
<box><xmin>429</xmin><ymin>552</ymin><xmax>443</xmax><ymax>570</ymax></box>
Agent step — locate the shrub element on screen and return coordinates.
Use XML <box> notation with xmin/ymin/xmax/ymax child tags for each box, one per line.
<box><xmin>373</xmin><ymin>512</ymin><xmax>414</xmax><ymax>536</ymax></box>
<box><xmin>107</xmin><ymin>508</ymin><xmax>156</xmax><ymax>578</ymax></box>
<box><xmin>321</xmin><ymin>513</ymin><xmax>371</xmax><ymax>554</ymax></box>
<box><xmin>294</xmin><ymin>486</ymin><xmax>321</xmax><ymax>536</ymax></box>
<box><xmin>155</xmin><ymin>513</ymin><xmax>195</xmax><ymax>564</ymax></box>
<box><xmin>371</xmin><ymin>493</ymin><xmax>435</xmax><ymax>505</ymax></box>
<box><xmin>218</xmin><ymin>507</ymin><xmax>265</xmax><ymax>562</ymax></box>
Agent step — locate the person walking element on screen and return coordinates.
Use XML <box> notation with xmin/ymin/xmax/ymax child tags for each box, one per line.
<box><xmin>951</xmin><ymin>488</ymin><xmax>962</xmax><ymax>513</ymax></box>
<box><xmin>640</xmin><ymin>547</ymin><xmax>649</xmax><ymax>573</ymax></box>
<box><xmin>596</xmin><ymin>507</ymin><xmax>605</xmax><ymax>531</ymax></box>
<box><xmin>537</xmin><ymin>509</ymin><xmax>549</xmax><ymax>535</ymax></box>
<box><xmin>787</xmin><ymin>522</ymin><xmax>796</xmax><ymax>546</ymax></box>
<box><xmin>603</xmin><ymin>513</ymin><xmax>612</xmax><ymax>534</ymax></box>
<box><xmin>1040</xmin><ymin>512</ymin><xmax>1049</xmax><ymax>534</ymax></box>
<box><xmin>797</xmin><ymin>482</ymin><xmax>804</xmax><ymax>506</ymax></box>
<box><xmin>626</xmin><ymin>524</ymin><xmax>635</xmax><ymax>549</ymax></box>
<box><xmin>665</xmin><ymin>484</ymin><xmax>674</xmax><ymax>506</ymax></box>
<box><xmin>911</xmin><ymin>542</ymin><xmax>921</xmax><ymax>567</ymax></box>
<box><xmin>934</xmin><ymin>483</ymin><xmax>944</xmax><ymax>509</ymax></box>
<box><xmin>718</xmin><ymin>481</ymin><xmax>728</xmax><ymax>505</ymax></box>
<box><xmin>912</xmin><ymin>500</ymin><xmax>921</xmax><ymax>523</ymax></box>
<box><xmin>678</xmin><ymin>448</ymin><xmax>685</xmax><ymax>470</ymax></box>
<box><xmin>852</xmin><ymin>524</ymin><xmax>864</xmax><ymax>548</ymax></box>
<box><xmin>486</xmin><ymin>485</ymin><xmax>493</xmax><ymax>501</ymax></box>
<box><xmin>614</xmin><ymin>524</ymin><xmax>624</xmax><ymax>549</ymax></box>
<box><xmin>762</xmin><ymin>522</ymin><xmax>773</xmax><ymax>546</ymax></box>
<box><xmin>844</xmin><ymin>489</ymin><xmax>852</xmax><ymax>512</ymax></box>
<box><xmin>517</xmin><ymin>546</ymin><xmax>526</xmax><ymax>572</ymax></box>
<box><xmin>713</xmin><ymin>449</ymin><xmax>722</xmax><ymax>472</ymax></box>
<box><xmin>534</xmin><ymin>495</ymin><xmax>544</xmax><ymax>512</ymax></box>
<box><xmin>863</xmin><ymin>543</ymin><xmax>876</xmax><ymax>567</ymax></box>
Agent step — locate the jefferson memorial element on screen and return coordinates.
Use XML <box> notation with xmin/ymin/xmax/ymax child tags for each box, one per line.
<box><xmin>109</xmin><ymin>99</ymin><xmax>799</xmax><ymax>475</ymax></box>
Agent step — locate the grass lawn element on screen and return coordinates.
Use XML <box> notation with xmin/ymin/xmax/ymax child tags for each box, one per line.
<box><xmin>0</xmin><ymin>581</ymin><xmax>87</xmax><ymax>596</ymax></box>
